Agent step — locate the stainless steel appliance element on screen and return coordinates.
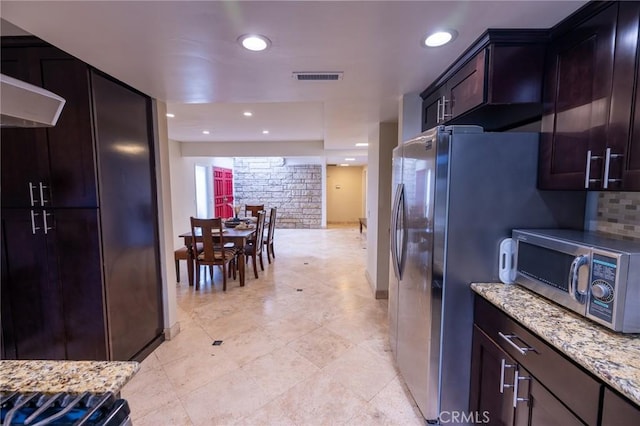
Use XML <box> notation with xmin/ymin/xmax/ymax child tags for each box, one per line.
<box><xmin>513</xmin><ymin>229</ymin><xmax>640</xmax><ymax>333</ymax></box>
<box><xmin>0</xmin><ymin>391</ymin><xmax>131</xmax><ymax>425</ymax></box>
<box><xmin>389</xmin><ymin>125</ymin><xmax>586</xmax><ymax>422</ymax></box>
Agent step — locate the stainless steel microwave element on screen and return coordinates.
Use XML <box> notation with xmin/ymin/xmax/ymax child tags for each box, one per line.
<box><xmin>512</xmin><ymin>229</ymin><xmax>640</xmax><ymax>333</ymax></box>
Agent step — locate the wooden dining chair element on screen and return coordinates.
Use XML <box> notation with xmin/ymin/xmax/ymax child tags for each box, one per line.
<box><xmin>190</xmin><ymin>217</ymin><xmax>237</xmax><ymax>291</ymax></box>
<box><xmin>244</xmin><ymin>210</ymin><xmax>266</xmax><ymax>278</ymax></box>
<box><xmin>264</xmin><ymin>207</ymin><xmax>277</xmax><ymax>264</ymax></box>
<box><xmin>245</xmin><ymin>204</ymin><xmax>265</xmax><ymax>218</ymax></box>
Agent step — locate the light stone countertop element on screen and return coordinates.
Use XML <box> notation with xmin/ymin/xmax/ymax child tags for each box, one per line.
<box><xmin>0</xmin><ymin>360</ymin><xmax>139</xmax><ymax>395</ymax></box>
<box><xmin>471</xmin><ymin>283</ymin><xmax>640</xmax><ymax>407</ymax></box>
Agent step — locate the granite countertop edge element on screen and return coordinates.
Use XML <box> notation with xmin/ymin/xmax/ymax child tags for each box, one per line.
<box><xmin>0</xmin><ymin>360</ymin><xmax>140</xmax><ymax>395</ymax></box>
<box><xmin>471</xmin><ymin>282</ymin><xmax>640</xmax><ymax>407</ymax></box>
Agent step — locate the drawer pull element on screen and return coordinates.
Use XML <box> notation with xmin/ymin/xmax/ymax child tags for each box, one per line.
<box><xmin>498</xmin><ymin>332</ymin><xmax>535</xmax><ymax>355</ymax></box>
<box><xmin>500</xmin><ymin>358</ymin><xmax>515</xmax><ymax>394</ymax></box>
<box><xmin>512</xmin><ymin>370</ymin><xmax>531</xmax><ymax>408</ymax></box>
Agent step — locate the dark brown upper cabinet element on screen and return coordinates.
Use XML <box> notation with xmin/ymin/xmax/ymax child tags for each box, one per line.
<box><xmin>609</xmin><ymin>1</ymin><xmax>640</xmax><ymax>190</ymax></box>
<box><xmin>420</xmin><ymin>30</ymin><xmax>548</xmax><ymax>132</ymax></box>
<box><xmin>1</xmin><ymin>41</ymin><xmax>98</xmax><ymax>208</ymax></box>
<box><xmin>539</xmin><ymin>1</ymin><xmax>640</xmax><ymax>191</ymax></box>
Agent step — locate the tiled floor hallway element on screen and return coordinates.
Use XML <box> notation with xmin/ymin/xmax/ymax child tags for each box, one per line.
<box><xmin>121</xmin><ymin>226</ymin><xmax>424</xmax><ymax>425</ymax></box>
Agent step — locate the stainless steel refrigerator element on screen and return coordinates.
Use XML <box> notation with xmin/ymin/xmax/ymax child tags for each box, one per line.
<box><xmin>389</xmin><ymin>125</ymin><xmax>586</xmax><ymax>423</ymax></box>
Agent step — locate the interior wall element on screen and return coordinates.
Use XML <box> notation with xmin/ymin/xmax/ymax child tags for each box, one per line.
<box><xmin>326</xmin><ymin>165</ymin><xmax>364</xmax><ymax>223</ymax></box>
<box><xmin>234</xmin><ymin>157</ymin><xmax>323</xmax><ymax>228</ymax></box>
<box><xmin>362</xmin><ymin>167</ymin><xmax>368</xmax><ymax>217</ymax></box>
<box><xmin>168</xmin><ymin>148</ymin><xmax>231</xmax><ymax>249</ymax></box>
<box><xmin>366</xmin><ymin>122</ymin><xmax>398</xmax><ymax>299</ymax></box>
<box><xmin>151</xmin><ymin>101</ymin><xmax>179</xmax><ymax>339</ymax></box>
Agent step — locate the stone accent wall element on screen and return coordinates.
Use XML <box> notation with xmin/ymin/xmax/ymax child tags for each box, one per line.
<box><xmin>233</xmin><ymin>158</ymin><xmax>322</xmax><ymax>228</ymax></box>
<box><xmin>594</xmin><ymin>192</ymin><xmax>640</xmax><ymax>240</ymax></box>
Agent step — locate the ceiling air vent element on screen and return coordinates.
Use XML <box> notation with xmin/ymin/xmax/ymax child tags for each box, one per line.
<box><xmin>292</xmin><ymin>72</ymin><xmax>343</xmax><ymax>81</ymax></box>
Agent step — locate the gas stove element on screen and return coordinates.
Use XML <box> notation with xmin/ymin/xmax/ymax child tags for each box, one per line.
<box><xmin>0</xmin><ymin>391</ymin><xmax>131</xmax><ymax>426</ymax></box>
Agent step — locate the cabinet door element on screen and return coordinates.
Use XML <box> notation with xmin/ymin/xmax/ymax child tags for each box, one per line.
<box><xmin>91</xmin><ymin>70</ymin><xmax>163</xmax><ymax>360</ymax></box>
<box><xmin>514</xmin><ymin>366</ymin><xmax>584</xmax><ymax>426</ymax></box>
<box><xmin>0</xmin><ymin>209</ymin><xmax>66</xmax><ymax>360</ymax></box>
<box><xmin>538</xmin><ymin>3</ymin><xmax>618</xmax><ymax>189</ymax></box>
<box><xmin>0</xmin><ymin>45</ymin><xmax>97</xmax><ymax>208</ymax></box>
<box><xmin>37</xmin><ymin>47</ymin><xmax>97</xmax><ymax>208</ymax></box>
<box><xmin>601</xmin><ymin>388</ymin><xmax>640</xmax><ymax>426</ymax></box>
<box><xmin>470</xmin><ymin>325</ymin><xmax>516</xmax><ymax>426</ymax></box>
<box><xmin>422</xmin><ymin>86</ymin><xmax>446</xmax><ymax>131</ymax></box>
<box><xmin>0</xmin><ymin>209</ymin><xmax>106</xmax><ymax>360</ymax></box>
<box><xmin>448</xmin><ymin>49</ymin><xmax>486</xmax><ymax>118</ymax></box>
<box><xmin>609</xmin><ymin>2</ymin><xmax>640</xmax><ymax>190</ymax></box>
<box><xmin>1</xmin><ymin>47</ymin><xmax>51</xmax><ymax>208</ymax></box>
<box><xmin>54</xmin><ymin>209</ymin><xmax>107</xmax><ymax>360</ymax></box>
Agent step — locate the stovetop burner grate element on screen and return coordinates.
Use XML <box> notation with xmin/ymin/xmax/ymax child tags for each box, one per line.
<box><xmin>0</xmin><ymin>391</ymin><xmax>131</xmax><ymax>426</ymax></box>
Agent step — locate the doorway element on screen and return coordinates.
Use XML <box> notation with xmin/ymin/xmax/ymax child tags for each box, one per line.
<box><xmin>194</xmin><ymin>165</ymin><xmax>211</xmax><ymax>218</ymax></box>
<box><xmin>326</xmin><ymin>165</ymin><xmax>365</xmax><ymax>225</ymax></box>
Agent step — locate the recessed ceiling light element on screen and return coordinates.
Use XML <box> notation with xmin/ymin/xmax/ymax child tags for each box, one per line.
<box><xmin>243</xmin><ymin>111</ymin><xmax>253</xmax><ymax>117</ymax></box>
<box><xmin>262</xmin><ymin>130</ymin><xmax>269</xmax><ymax>134</ymax></box>
<box><xmin>202</xmin><ymin>130</ymin><xmax>210</xmax><ymax>135</ymax></box>
<box><xmin>339</xmin><ymin>163</ymin><xmax>350</xmax><ymax>167</ymax></box>
<box><xmin>238</xmin><ymin>34</ymin><xmax>271</xmax><ymax>52</ymax></box>
<box><xmin>355</xmin><ymin>143</ymin><xmax>368</xmax><ymax>147</ymax></box>
<box><xmin>423</xmin><ymin>30</ymin><xmax>457</xmax><ymax>48</ymax></box>
<box><xmin>166</xmin><ymin>113</ymin><xmax>175</xmax><ymax>118</ymax></box>
<box><xmin>345</xmin><ymin>158</ymin><xmax>355</xmax><ymax>161</ymax></box>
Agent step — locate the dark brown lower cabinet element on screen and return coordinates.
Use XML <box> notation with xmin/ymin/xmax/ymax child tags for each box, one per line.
<box><xmin>470</xmin><ymin>295</ymin><xmax>631</xmax><ymax>426</ymax></box>
<box><xmin>601</xmin><ymin>388</ymin><xmax>640</xmax><ymax>426</ymax></box>
<box><xmin>470</xmin><ymin>325</ymin><xmax>516</xmax><ymax>426</ymax></box>
<box><xmin>513</xmin><ymin>366</ymin><xmax>583</xmax><ymax>426</ymax></box>
<box><xmin>1</xmin><ymin>208</ymin><xmax>106</xmax><ymax>360</ymax></box>
<box><xmin>470</xmin><ymin>327</ymin><xmax>584</xmax><ymax>426</ymax></box>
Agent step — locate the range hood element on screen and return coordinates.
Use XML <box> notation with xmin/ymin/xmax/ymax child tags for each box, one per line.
<box><xmin>0</xmin><ymin>73</ymin><xmax>66</xmax><ymax>128</ymax></box>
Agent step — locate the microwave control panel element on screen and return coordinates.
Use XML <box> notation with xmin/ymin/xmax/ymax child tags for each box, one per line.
<box><xmin>588</xmin><ymin>254</ymin><xmax>617</xmax><ymax>324</ymax></box>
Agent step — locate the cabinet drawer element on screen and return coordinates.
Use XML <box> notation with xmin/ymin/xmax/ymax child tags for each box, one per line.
<box><xmin>474</xmin><ymin>296</ymin><xmax>601</xmax><ymax>425</ymax></box>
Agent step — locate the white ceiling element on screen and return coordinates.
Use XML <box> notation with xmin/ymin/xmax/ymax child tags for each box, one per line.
<box><xmin>1</xmin><ymin>1</ymin><xmax>587</xmax><ymax>165</ymax></box>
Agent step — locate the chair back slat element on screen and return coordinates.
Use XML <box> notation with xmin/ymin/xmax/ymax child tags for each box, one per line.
<box><xmin>190</xmin><ymin>217</ymin><xmax>228</xmax><ymax>262</ymax></box>
<box><xmin>245</xmin><ymin>204</ymin><xmax>265</xmax><ymax>218</ymax></box>
<box><xmin>254</xmin><ymin>211</ymin><xmax>266</xmax><ymax>249</ymax></box>
<box><xmin>267</xmin><ymin>207</ymin><xmax>277</xmax><ymax>242</ymax></box>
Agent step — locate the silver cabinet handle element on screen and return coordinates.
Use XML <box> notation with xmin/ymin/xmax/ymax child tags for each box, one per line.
<box><xmin>585</xmin><ymin>150</ymin><xmax>603</xmax><ymax>188</ymax></box>
<box><xmin>28</xmin><ymin>182</ymin><xmax>38</xmax><ymax>206</ymax></box>
<box><xmin>498</xmin><ymin>332</ymin><xmax>536</xmax><ymax>355</ymax></box>
<box><xmin>500</xmin><ymin>358</ymin><xmax>515</xmax><ymax>394</ymax></box>
<box><xmin>39</xmin><ymin>182</ymin><xmax>49</xmax><ymax>205</ymax></box>
<box><xmin>441</xmin><ymin>95</ymin><xmax>452</xmax><ymax>120</ymax></box>
<box><xmin>603</xmin><ymin>147</ymin><xmax>624</xmax><ymax>189</ymax></box>
<box><xmin>512</xmin><ymin>370</ymin><xmax>530</xmax><ymax>408</ymax></box>
<box><xmin>30</xmin><ymin>210</ymin><xmax>41</xmax><ymax>235</ymax></box>
<box><xmin>569</xmin><ymin>254</ymin><xmax>589</xmax><ymax>303</ymax></box>
<box><xmin>42</xmin><ymin>210</ymin><xmax>53</xmax><ymax>234</ymax></box>
<box><xmin>436</xmin><ymin>98</ymin><xmax>442</xmax><ymax>123</ymax></box>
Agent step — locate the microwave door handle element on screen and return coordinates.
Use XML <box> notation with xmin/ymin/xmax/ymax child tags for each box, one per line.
<box><xmin>568</xmin><ymin>255</ymin><xmax>589</xmax><ymax>303</ymax></box>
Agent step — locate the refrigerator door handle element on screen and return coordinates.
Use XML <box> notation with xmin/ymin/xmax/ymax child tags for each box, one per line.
<box><xmin>398</xmin><ymin>184</ymin><xmax>407</xmax><ymax>277</ymax></box>
<box><xmin>391</xmin><ymin>184</ymin><xmax>404</xmax><ymax>279</ymax></box>
<box><xmin>390</xmin><ymin>185</ymin><xmax>398</xmax><ymax>274</ymax></box>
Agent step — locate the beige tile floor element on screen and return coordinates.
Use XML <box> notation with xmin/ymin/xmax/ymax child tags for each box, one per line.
<box><xmin>121</xmin><ymin>226</ymin><xmax>424</xmax><ymax>425</ymax></box>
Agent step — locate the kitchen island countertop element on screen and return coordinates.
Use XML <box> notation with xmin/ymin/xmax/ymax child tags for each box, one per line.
<box><xmin>471</xmin><ymin>283</ymin><xmax>640</xmax><ymax>407</ymax></box>
<box><xmin>0</xmin><ymin>360</ymin><xmax>139</xmax><ymax>395</ymax></box>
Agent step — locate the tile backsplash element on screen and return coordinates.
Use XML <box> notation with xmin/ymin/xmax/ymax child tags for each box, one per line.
<box><xmin>594</xmin><ymin>192</ymin><xmax>640</xmax><ymax>240</ymax></box>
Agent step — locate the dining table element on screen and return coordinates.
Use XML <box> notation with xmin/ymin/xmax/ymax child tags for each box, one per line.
<box><xmin>178</xmin><ymin>226</ymin><xmax>257</xmax><ymax>288</ymax></box>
